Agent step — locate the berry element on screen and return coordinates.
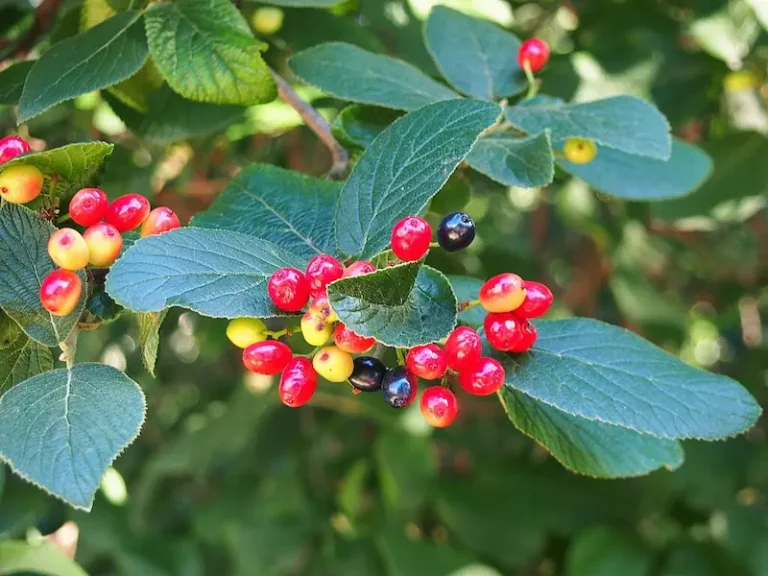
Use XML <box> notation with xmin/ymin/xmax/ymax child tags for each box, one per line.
<box><xmin>0</xmin><ymin>165</ymin><xmax>44</xmax><ymax>204</ymax></box>
<box><xmin>516</xmin><ymin>281</ymin><xmax>553</xmax><ymax>318</ymax></box>
<box><xmin>268</xmin><ymin>268</ymin><xmax>310</xmax><ymax>312</ymax></box>
<box><xmin>479</xmin><ymin>273</ymin><xmax>526</xmax><ymax>313</ymax></box>
<box><xmin>437</xmin><ymin>212</ymin><xmax>475</xmax><ymax>252</ymax></box>
<box><xmin>484</xmin><ymin>312</ymin><xmax>527</xmax><ymax>352</ymax></box>
<box><xmin>563</xmin><ymin>138</ymin><xmax>597</xmax><ymax>164</ymax></box>
<box><xmin>226</xmin><ymin>318</ymin><xmax>267</xmax><ymax>348</ymax></box>
<box><xmin>301</xmin><ymin>310</ymin><xmax>333</xmax><ymax>346</ymax></box>
<box><xmin>406</xmin><ymin>344</ymin><xmax>447</xmax><ymax>380</ymax></box>
<box><xmin>305</xmin><ymin>254</ymin><xmax>344</xmax><ymax>297</ymax></box>
<box><xmin>518</xmin><ymin>38</ymin><xmax>550</xmax><ymax>73</ymax></box>
<box><xmin>243</xmin><ymin>340</ymin><xmax>292</xmax><ymax>375</ymax></box>
<box><xmin>105</xmin><ymin>194</ymin><xmax>151</xmax><ymax>232</ymax></box>
<box><xmin>141</xmin><ymin>207</ymin><xmax>181</xmax><ymax>237</ymax></box>
<box><xmin>83</xmin><ymin>223</ymin><xmax>123</xmax><ymax>267</ymax></box>
<box><xmin>312</xmin><ymin>346</ymin><xmax>354</xmax><ymax>383</ymax></box>
<box><xmin>279</xmin><ymin>357</ymin><xmax>318</xmax><ymax>408</ymax></box>
<box><xmin>444</xmin><ymin>326</ymin><xmax>482</xmax><ymax>372</ymax></box>
<box><xmin>68</xmin><ymin>188</ymin><xmax>108</xmax><ymax>226</ymax></box>
<box><xmin>47</xmin><ymin>228</ymin><xmax>89</xmax><ymax>271</ymax></box>
<box><xmin>459</xmin><ymin>357</ymin><xmax>505</xmax><ymax>396</ymax></box>
<box><xmin>39</xmin><ymin>269</ymin><xmax>81</xmax><ymax>317</ymax></box>
<box><xmin>309</xmin><ymin>293</ymin><xmax>338</xmax><ymax>323</ymax></box>
<box><xmin>391</xmin><ymin>216</ymin><xmax>431</xmax><ymax>262</ymax></box>
<box><xmin>508</xmin><ymin>320</ymin><xmax>537</xmax><ymax>353</ymax></box>
<box><xmin>0</xmin><ymin>136</ymin><xmax>30</xmax><ymax>164</ymax></box>
<box><xmin>344</xmin><ymin>261</ymin><xmax>376</xmax><ymax>278</ymax></box>
<box><xmin>349</xmin><ymin>356</ymin><xmax>387</xmax><ymax>391</ymax></box>
<box><xmin>420</xmin><ymin>387</ymin><xmax>458</xmax><ymax>428</ymax></box>
<box><xmin>334</xmin><ymin>323</ymin><xmax>375</xmax><ymax>354</ymax></box>
<box><xmin>381</xmin><ymin>367</ymin><xmax>418</xmax><ymax>408</ymax></box>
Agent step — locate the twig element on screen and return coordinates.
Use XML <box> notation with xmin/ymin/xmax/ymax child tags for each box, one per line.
<box><xmin>4</xmin><ymin>0</ymin><xmax>66</xmax><ymax>62</ymax></box>
<box><xmin>270</xmin><ymin>68</ymin><xmax>349</xmax><ymax>180</ymax></box>
<box><xmin>59</xmin><ymin>328</ymin><xmax>78</xmax><ymax>369</ymax></box>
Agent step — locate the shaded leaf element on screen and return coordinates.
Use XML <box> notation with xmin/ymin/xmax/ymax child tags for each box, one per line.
<box><xmin>447</xmin><ymin>275</ymin><xmax>485</xmax><ymax>328</ymax></box>
<box><xmin>375</xmin><ymin>430</ymin><xmax>436</xmax><ymax>513</ymax></box>
<box><xmin>261</xmin><ymin>0</ymin><xmax>343</xmax><ymax>5</ymax></box>
<box><xmin>0</xmin><ymin>541</ymin><xmax>88</xmax><ymax>576</ymax></box>
<box><xmin>0</xmin><ymin>330</ymin><xmax>53</xmax><ymax>393</ymax></box>
<box><xmin>378</xmin><ymin>527</ymin><xmax>474</xmax><ymax>576</ymax></box>
<box><xmin>136</xmin><ymin>311</ymin><xmax>166</xmax><ymax>377</ymax></box>
<box><xmin>467</xmin><ymin>132</ymin><xmax>554</xmax><ymax>188</ymax></box>
<box><xmin>0</xmin><ymin>60</ymin><xmax>34</xmax><ymax>105</ymax></box>
<box><xmin>565</xmin><ymin>527</ymin><xmax>653</xmax><ymax>576</ymax></box>
<box><xmin>331</xmin><ymin>105</ymin><xmax>402</xmax><ymax>150</ymax></box>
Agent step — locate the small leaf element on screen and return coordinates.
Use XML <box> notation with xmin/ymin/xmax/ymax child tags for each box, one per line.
<box><xmin>375</xmin><ymin>430</ymin><xmax>436</xmax><ymax>513</ymax></box>
<box><xmin>0</xmin><ymin>329</ymin><xmax>53</xmax><ymax>393</ymax></box>
<box><xmin>288</xmin><ymin>42</ymin><xmax>458</xmax><ymax>111</ymax></box>
<box><xmin>565</xmin><ymin>528</ymin><xmax>653</xmax><ymax>576</ymax></box>
<box><xmin>327</xmin><ymin>262</ymin><xmax>457</xmax><ymax>348</ymax></box>
<box><xmin>0</xmin><ymin>363</ymin><xmax>145</xmax><ymax>510</ymax></box>
<box><xmin>192</xmin><ymin>164</ymin><xmax>342</xmax><ymax>260</ymax></box>
<box><xmin>506</xmin><ymin>95</ymin><xmax>671</xmax><ymax>160</ymax></box>
<box><xmin>0</xmin><ymin>541</ymin><xmax>88</xmax><ymax>576</ymax></box>
<box><xmin>331</xmin><ymin>105</ymin><xmax>402</xmax><ymax>150</ymax></box>
<box><xmin>0</xmin><ymin>60</ymin><xmax>34</xmax><ymax>105</ymax></box>
<box><xmin>105</xmin><ymin>228</ymin><xmax>305</xmax><ymax>319</ymax></box>
<box><xmin>18</xmin><ymin>11</ymin><xmax>148</xmax><ymax>122</ymax></box>
<box><xmin>136</xmin><ymin>310</ymin><xmax>166</xmax><ymax>377</ymax></box>
<box><xmin>424</xmin><ymin>6</ymin><xmax>525</xmax><ymax>100</ymax></box>
<box><xmin>467</xmin><ymin>132</ymin><xmax>554</xmax><ymax>188</ymax></box>
<box><xmin>336</xmin><ymin>99</ymin><xmax>500</xmax><ymax>259</ymax></box>
<box><xmin>260</xmin><ymin>0</ymin><xmax>344</xmax><ymax>5</ymax></box>
<box><xmin>85</xmin><ymin>285</ymin><xmax>123</xmax><ymax>322</ymax></box>
<box><xmin>144</xmin><ymin>0</ymin><xmax>276</xmax><ymax>105</ymax></box>
<box><xmin>379</xmin><ymin>527</ymin><xmax>474</xmax><ymax>576</ymax></box>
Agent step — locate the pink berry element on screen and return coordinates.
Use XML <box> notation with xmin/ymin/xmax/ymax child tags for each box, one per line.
<box><xmin>479</xmin><ymin>273</ymin><xmax>526</xmax><ymax>313</ymax></box>
<box><xmin>406</xmin><ymin>344</ymin><xmax>447</xmax><ymax>380</ymax></box>
<box><xmin>516</xmin><ymin>281</ymin><xmax>553</xmax><ymax>318</ymax></box>
<box><xmin>334</xmin><ymin>323</ymin><xmax>375</xmax><ymax>354</ymax></box>
<box><xmin>69</xmin><ymin>188</ymin><xmax>108</xmax><ymax>226</ymax></box>
<box><xmin>343</xmin><ymin>261</ymin><xmax>376</xmax><ymax>278</ymax></box>
<box><xmin>508</xmin><ymin>320</ymin><xmax>537</xmax><ymax>353</ymax></box>
<box><xmin>444</xmin><ymin>326</ymin><xmax>482</xmax><ymax>372</ymax></box>
<box><xmin>518</xmin><ymin>38</ymin><xmax>550</xmax><ymax>73</ymax></box>
<box><xmin>420</xmin><ymin>386</ymin><xmax>458</xmax><ymax>427</ymax></box>
<box><xmin>0</xmin><ymin>136</ymin><xmax>30</xmax><ymax>164</ymax></box>
<box><xmin>458</xmin><ymin>357</ymin><xmax>505</xmax><ymax>396</ymax></box>
<box><xmin>106</xmin><ymin>194</ymin><xmax>151</xmax><ymax>232</ymax></box>
<box><xmin>268</xmin><ymin>267</ymin><xmax>310</xmax><ymax>312</ymax></box>
<box><xmin>39</xmin><ymin>269</ymin><xmax>81</xmax><ymax>317</ymax></box>
<box><xmin>484</xmin><ymin>312</ymin><xmax>526</xmax><ymax>352</ymax></box>
<box><xmin>279</xmin><ymin>357</ymin><xmax>318</xmax><ymax>407</ymax></box>
<box><xmin>391</xmin><ymin>216</ymin><xmax>432</xmax><ymax>262</ymax></box>
<box><xmin>243</xmin><ymin>340</ymin><xmax>292</xmax><ymax>375</ymax></box>
<box><xmin>141</xmin><ymin>207</ymin><xmax>181</xmax><ymax>237</ymax></box>
<box><xmin>305</xmin><ymin>254</ymin><xmax>344</xmax><ymax>297</ymax></box>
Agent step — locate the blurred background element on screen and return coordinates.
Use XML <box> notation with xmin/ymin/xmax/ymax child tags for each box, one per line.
<box><xmin>3</xmin><ymin>0</ymin><xmax>768</xmax><ymax>574</ymax></box>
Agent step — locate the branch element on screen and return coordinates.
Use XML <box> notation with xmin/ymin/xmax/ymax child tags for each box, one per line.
<box><xmin>5</xmin><ymin>0</ymin><xmax>66</xmax><ymax>62</ymax></box>
<box><xmin>270</xmin><ymin>69</ymin><xmax>349</xmax><ymax>180</ymax></box>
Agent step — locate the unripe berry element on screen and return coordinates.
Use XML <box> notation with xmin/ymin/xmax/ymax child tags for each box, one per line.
<box><xmin>349</xmin><ymin>356</ymin><xmax>387</xmax><ymax>391</ymax></box>
<box><xmin>243</xmin><ymin>340</ymin><xmax>292</xmax><ymax>375</ymax></box>
<box><xmin>0</xmin><ymin>165</ymin><xmax>44</xmax><ymax>204</ymax></box>
<box><xmin>333</xmin><ymin>323</ymin><xmax>375</xmax><ymax>354</ymax></box>
<box><xmin>68</xmin><ymin>188</ymin><xmax>108</xmax><ymax>226</ymax></box>
<box><xmin>420</xmin><ymin>386</ymin><xmax>458</xmax><ymax>427</ymax></box>
<box><xmin>444</xmin><ymin>326</ymin><xmax>482</xmax><ymax>372</ymax></box>
<box><xmin>47</xmin><ymin>228</ymin><xmax>89</xmax><ymax>271</ymax></box>
<box><xmin>309</xmin><ymin>293</ymin><xmax>338</xmax><ymax>323</ymax></box>
<box><xmin>312</xmin><ymin>346</ymin><xmax>354</xmax><ymax>383</ymax></box>
<box><xmin>268</xmin><ymin>267</ymin><xmax>310</xmax><ymax>312</ymax></box>
<box><xmin>518</xmin><ymin>38</ymin><xmax>550</xmax><ymax>73</ymax></box>
<box><xmin>0</xmin><ymin>136</ymin><xmax>30</xmax><ymax>164</ymax></box>
<box><xmin>484</xmin><ymin>312</ymin><xmax>527</xmax><ymax>352</ymax></box>
<box><xmin>343</xmin><ymin>261</ymin><xmax>376</xmax><ymax>278</ymax></box>
<box><xmin>479</xmin><ymin>273</ymin><xmax>526</xmax><ymax>313</ymax></box>
<box><xmin>226</xmin><ymin>318</ymin><xmax>267</xmax><ymax>348</ymax></box>
<box><xmin>301</xmin><ymin>310</ymin><xmax>333</xmax><ymax>346</ymax></box>
<box><xmin>305</xmin><ymin>254</ymin><xmax>344</xmax><ymax>297</ymax></box>
<box><xmin>516</xmin><ymin>281</ymin><xmax>553</xmax><ymax>319</ymax></box>
<box><xmin>279</xmin><ymin>357</ymin><xmax>317</xmax><ymax>408</ymax></box>
<box><xmin>406</xmin><ymin>344</ymin><xmax>447</xmax><ymax>380</ymax></box>
<box><xmin>508</xmin><ymin>320</ymin><xmax>537</xmax><ymax>353</ymax></box>
<box><xmin>459</xmin><ymin>357</ymin><xmax>505</xmax><ymax>396</ymax></box>
<box><xmin>105</xmin><ymin>194</ymin><xmax>151</xmax><ymax>232</ymax></box>
<box><xmin>563</xmin><ymin>138</ymin><xmax>597</xmax><ymax>164</ymax></box>
<box><xmin>381</xmin><ymin>367</ymin><xmax>418</xmax><ymax>408</ymax></box>
<box><xmin>140</xmin><ymin>207</ymin><xmax>181</xmax><ymax>237</ymax></box>
<box><xmin>437</xmin><ymin>212</ymin><xmax>475</xmax><ymax>252</ymax></box>
<box><xmin>39</xmin><ymin>269</ymin><xmax>81</xmax><ymax>317</ymax></box>
<box><xmin>391</xmin><ymin>216</ymin><xmax>431</xmax><ymax>262</ymax></box>
<box><xmin>83</xmin><ymin>223</ymin><xmax>123</xmax><ymax>267</ymax></box>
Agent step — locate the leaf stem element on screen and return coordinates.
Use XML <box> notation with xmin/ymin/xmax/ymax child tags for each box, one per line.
<box><xmin>458</xmin><ymin>299</ymin><xmax>481</xmax><ymax>312</ymax></box>
<box><xmin>523</xmin><ymin>61</ymin><xmax>539</xmax><ymax>100</ymax></box>
<box><xmin>396</xmin><ymin>348</ymin><xmax>405</xmax><ymax>366</ymax></box>
<box><xmin>264</xmin><ymin>326</ymin><xmax>298</xmax><ymax>339</ymax></box>
<box><xmin>429</xmin><ymin>241</ymin><xmax>441</xmax><ymax>249</ymax></box>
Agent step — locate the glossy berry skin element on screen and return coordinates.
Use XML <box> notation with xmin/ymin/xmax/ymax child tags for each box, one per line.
<box><xmin>226</xmin><ymin>318</ymin><xmax>267</xmax><ymax>348</ymax></box>
<box><xmin>68</xmin><ymin>188</ymin><xmax>108</xmax><ymax>226</ymax></box>
<box><xmin>141</xmin><ymin>207</ymin><xmax>181</xmax><ymax>237</ymax></box>
<box><xmin>563</xmin><ymin>138</ymin><xmax>597</xmax><ymax>164</ymax></box>
<box><xmin>516</xmin><ymin>281</ymin><xmax>553</xmax><ymax>319</ymax></box>
<box><xmin>381</xmin><ymin>367</ymin><xmax>418</xmax><ymax>408</ymax></box>
<box><xmin>518</xmin><ymin>38</ymin><xmax>550</xmax><ymax>73</ymax></box>
<box><xmin>334</xmin><ymin>323</ymin><xmax>375</xmax><ymax>354</ymax></box>
<box><xmin>484</xmin><ymin>312</ymin><xmax>527</xmax><ymax>352</ymax></box>
<box><xmin>83</xmin><ymin>223</ymin><xmax>123</xmax><ymax>267</ymax></box>
<box><xmin>437</xmin><ymin>212</ymin><xmax>475</xmax><ymax>252</ymax></box>
<box><xmin>479</xmin><ymin>273</ymin><xmax>527</xmax><ymax>313</ymax></box>
<box><xmin>444</xmin><ymin>326</ymin><xmax>482</xmax><ymax>372</ymax></box>
<box><xmin>459</xmin><ymin>357</ymin><xmax>505</xmax><ymax>396</ymax></box>
<box><xmin>420</xmin><ymin>387</ymin><xmax>458</xmax><ymax>428</ymax></box>
<box><xmin>391</xmin><ymin>216</ymin><xmax>432</xmax><ymax>262</ymax></box>
<box><xmin>47</xmin><ymin>228</ymin><xmax>89</xmax><ymax>271</ymax></box>
<box><xmin>105</xmin><ymin>194</ymin><xmax>151</xmax><ymax>232</ymax></box>
<box><xmin>344</xmin><ymin>261</ymin><xmax>376</xmax><ymax>278</ymax></box>
<box><xmin>312</xmin><ymin>346</ymin><xmax>354</xmax><ymax>383</ymax></box>
<box><xmin>0</xmin><ymin>165</ymin><xmax>44</xmax><ymax>204</ymax></box>
<box><xmin>508</xmin><ymin>320</ymin><xmax>537</xmax><ymax>353</ymax></box>
<box><xmin>279</xmin><ymin>357</ymin><xmax>318</xmax><ymax>408</ymax></box>
<box><xmin>301</xmin><ymin>311</ymin><xmax>333</xmax><ymax>346</ymax></box>
<box><xmin>349</xmin><ymin>356</ymin><xmax>387</xmax><ymax>391</ymax></box>
<box><xmin>309</xmin><ymin>293</ymin><xmax>338</xmax><ymax>323</ymax></box>
<box><xmin>243</xmin><ymin>340</ymin><xmax>292</xmax><ymax>375</ymax></box>
<box><xmin>268</xmin><ymin>268</ymin><xmax>310</xmax><ymax>312</ymax></box>
<box><xmin>39</xmin><ymin>269</ymin><xmax>81</xmax><ymax>317</ymax></box>
<box><xmin>406</xmin><ymin>344</ymin><xmax>447</xmax><ymax>380</ymax></box>
<box><xmin>0</xmin><ymin>136</ymin><xmax>30</xmax><ymax>164</ymax></box>
<box><xmin>305</xmin><ymin>254</ymin><xmax>344</xmax><ymax>297</ymax></box>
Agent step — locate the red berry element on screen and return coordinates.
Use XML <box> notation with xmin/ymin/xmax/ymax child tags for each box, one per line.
<box><xmin>479</xmin><ymin>273</ymin><xmax>526</xmax><ymax>313</ymax></box>
<box><xmin>141</xmin><ymin>207</ymin><xmax>181</xmax><ymax>237</ymax></box>
<box><xmin>279</xmin><ymin>357</ymin><xmax>318</xmax><ymax>407</ymax></box>
<box><xmin>243</xmin><ymin>340</ymin><xmax>292</xmax><ymax>375</ymax></box>
<box><xmin>305</xmin><ymin>254</ymin><xmax>344</xmax><ymax>297</ymax></box>
<box><xmin>459</xmin><ymin>357</ymin><xmax>505</xmax><ymax>396</ymax></box>
<box><xmin>484</xmin><ymin>312</ymin><xmax>526</xmax><ymax>352</ymax></box>
<box><xmin>334</xmin><ymin>323</ymin><xmax>375</xmax><ymax>354</ymax></box>
<box><xmin>106</xmin><ymin>194</ymin><xmax>151</xmax><ymax>232</ymax></box>
<box><xmin>420</xmin><ymin>387</ymin><xmax>458</xmax><ymax>428</ymax></box>
<box><xmin>508</xmin><ymin>320</ymin><xmax>537</xmax><ymax>353</ymax></box>
<box><xmin>406</xmin><ymin>344</ymin><xmax>447</xmax><ymax>380</ymax></box>
<box><xmin>83</xmin><ymin>223</ymin><xmax>123</xmax><ymax>267</ymax></box>
<box><xmin>268</xmin><ymin>267</ymin><xmax>310</xmax><ymax>312</ymax></box>
<box><xmin>47</xmin><ymin>228</ymin><xmax>89</xmax><ymax>271</ymax></box>
<box><xmin>68</xmin><ymin>188</ymin><xmax>108</xmax><ymax>226</ymax></box>
<box><xmin>518</xmin><ymin>38</ymin><xmax>550</xmax><ymax>73</ymax></box>
<box><xmin>344</xmin><ymin>261</ymin><xmax>376</xmax><ymax>278</ymax></box>
<box><xmin>444</xmin><ymin>326</ymin><xmax>482</xmax><ymax>372</ymax></box>
<box><xmin>0</xmin><ymin>136</ymin><xmax>30</xmax><ymax>164</ymax></box>
<box><xmin>391</xmin><ymin>216</ymin><xmax>432</xmax><ymax>262</ymax></box>
<box><xmin>39</xmin><ymin>269</ymin><xmax>81</xmax><ymax>317</ymax></box>
<box><xmin>516</xmin><ymin>281</ymin><xmax>553</xmax><ymax>318</ymax></box>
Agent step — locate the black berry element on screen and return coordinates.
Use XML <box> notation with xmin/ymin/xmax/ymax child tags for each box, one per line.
<box><xmin>437</xmin><ymin>212</ymin><xmax>475</xmax><ymax>252</ymax></box>
<box><xmin>381</xmin><ymin>367</ymin><xmax>418</xmax><ymax>408</ymax></box>
<box><xmin>350</xmin><ymin>356</ymin><xmax>387</xmax><ymax>391</ymax></box>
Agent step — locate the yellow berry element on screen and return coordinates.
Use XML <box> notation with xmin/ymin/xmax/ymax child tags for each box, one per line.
<box><xmin>251</xmin><ymin>7</ymin><xmax>284</xmax><ymax>35</ymax></box>
<box><xmin>312</xmin><ymin>346</ymin><xmax>354</xmax><ymax>383</ymax></box>
<box><xmin>301</xmin><ymin>311</ymin><xmax>333</xmax><ymax>347</ymax></box>
<box><xmin>724</xmin><ymin>70</ymin><xmax>758</xmax><ymax>92</ymax></box>
<box><xmin>48</xmin><ymin>228</ymin><xmax>90</xmax><ymax>271</ymax></box>
<box><xmin>226</xmin><ymin>318</ymin><xmax>267</xmax><ymax>349</ymax></box>
<box><xmin>563</xmin><ymin>138</ymin><xmax>598</xmax><ymax>165</ymax></box>
<box><xmin>0</xmin><ymin>165</ymin><xmax>44</xmax><ymax>204</ymax></box>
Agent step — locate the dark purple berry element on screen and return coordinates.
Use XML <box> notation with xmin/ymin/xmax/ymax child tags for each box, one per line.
<box><xmin>349</xmin><ymin>356</ymin><xmax>387</xmax><ymax>391</ymax></box>
<box><xmin>381</xmin><ymin>367</ymin><xmax>418</xmax><ymax>408</ymax></box>
<box><xmin>437</xmin><ymin>212</ymin><xmax>475</xmax><ymax>252</ymax></box>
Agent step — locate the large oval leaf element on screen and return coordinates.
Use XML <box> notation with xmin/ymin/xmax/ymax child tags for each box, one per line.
<box><xmin>467</xmin><ymin>132</ymin><xmax>554</xmax><ymax>188</ymax></box>
<box><xmin>0</xmin><ymin>329</ymin><xmax>53</xmax><ymax>393</ymax></box>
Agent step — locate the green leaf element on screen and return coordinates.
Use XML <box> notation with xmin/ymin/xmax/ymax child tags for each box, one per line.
<box><xmin>565</xmin><ymin>527</ymin><xmax>653</xmax><ymax>576</ymax></box>
<box><xmin>327</xmin><ymin>262</ymin><xmax>457</xmax><ymax>348</ymax></box>
<box><xmin>336</xmin><ymin>99</ymin><xmax>499</xmax><ymax>258</ymax></box>
<box><xmin>501</xmin><ymin>319</ymin><xmax>760</xmax><ymax>440</ymax></box>
<box><xmin>424</xmin><ymin>6</ymin><xmax>525</xmax><ymax>100</ymax></box>
<box><xmin>144</xmin><ymin>0</ymin><xmax>276</xmax><ymax>105</ymax></box>
<box><xmin>192</xmin><ymin>164</ymin><xmax>342</xmax><ymax>260</ymax></box>
<box><xmin>559</xmin><ymin>138</ymin><xmax>712</xmax><ymax>201</ymax></box>
<box><xmin>0</xmin><ymin>205</ymin><xmax>86</xmax><ymax>347</ymax></box>
<box><xmin>446</xmin><ymin>275</ymin><xmax>485</xmax><ymax>328</ymax></box>
<box><xmin>0</xmin><ymin>60</ymin><xmax>34</xmax><ymax>105</ymax></box>
<box><xmin>331</xmin><ymin>105</ymin><xmax>402</xmax><ymax>150</ymax></box>
<box><xmin>375</xmin><ymin>431</ymin><xmax>436</xmax><ymax>513</ymax></box>
<box><xmin>0</xmin><ymin>330</ymin><xmax>53</xmax><ymax>393</ymax></box>
<box><xmin>260</xmin><ymin>0</ymin><xmax>344</xmax><ymax>5</ymax></box>
<box><xmin>85</xmin><ymin>285</ymin><xmax>123</xmax><ymax>322</ymax></box>
<box><xmin>378</xmin><ymin>527</ymin><xmax>474</xmax><ymax>576</ymax></box>
<box><xmin>0</xmin><ymin>541</ymin><xmax>88</xmax><ymax>576</ymax></box>
<box><xmin>506</xmin><ymin>95</ymin><xmax>671</xmax><ymax>160</ymax></box>
<box><xmin>105</xmin><ymin>228</ymin><xmax>305</xmax><ymax>319</ymax></box>
<box><xmin>136</xmin><ymin>310</ymin><xmax>166</xmax><ymax>377</ymax></box>
<box><xmin>467</xmin><ymin>132</ymin><xmax>554</xmax><ymax>188</ymax></box>
<box><xmin>18</xmin><ymin>11</ymin><xmax>148</xmax><ymax>122</ymax></box>
<box><xmin>498</xmin><ymin>387</ymin><xmax>684</xmax><ymax>478</ymax></box>
<box><xmin>0</xmin><ymin>363</ymin><xmax>145</xmax><ymax>510</ymax></box>
<box><xmin>288</xmin><ymin>42</ymin><xmax>458</xmax><ymax>111</ymax></box>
